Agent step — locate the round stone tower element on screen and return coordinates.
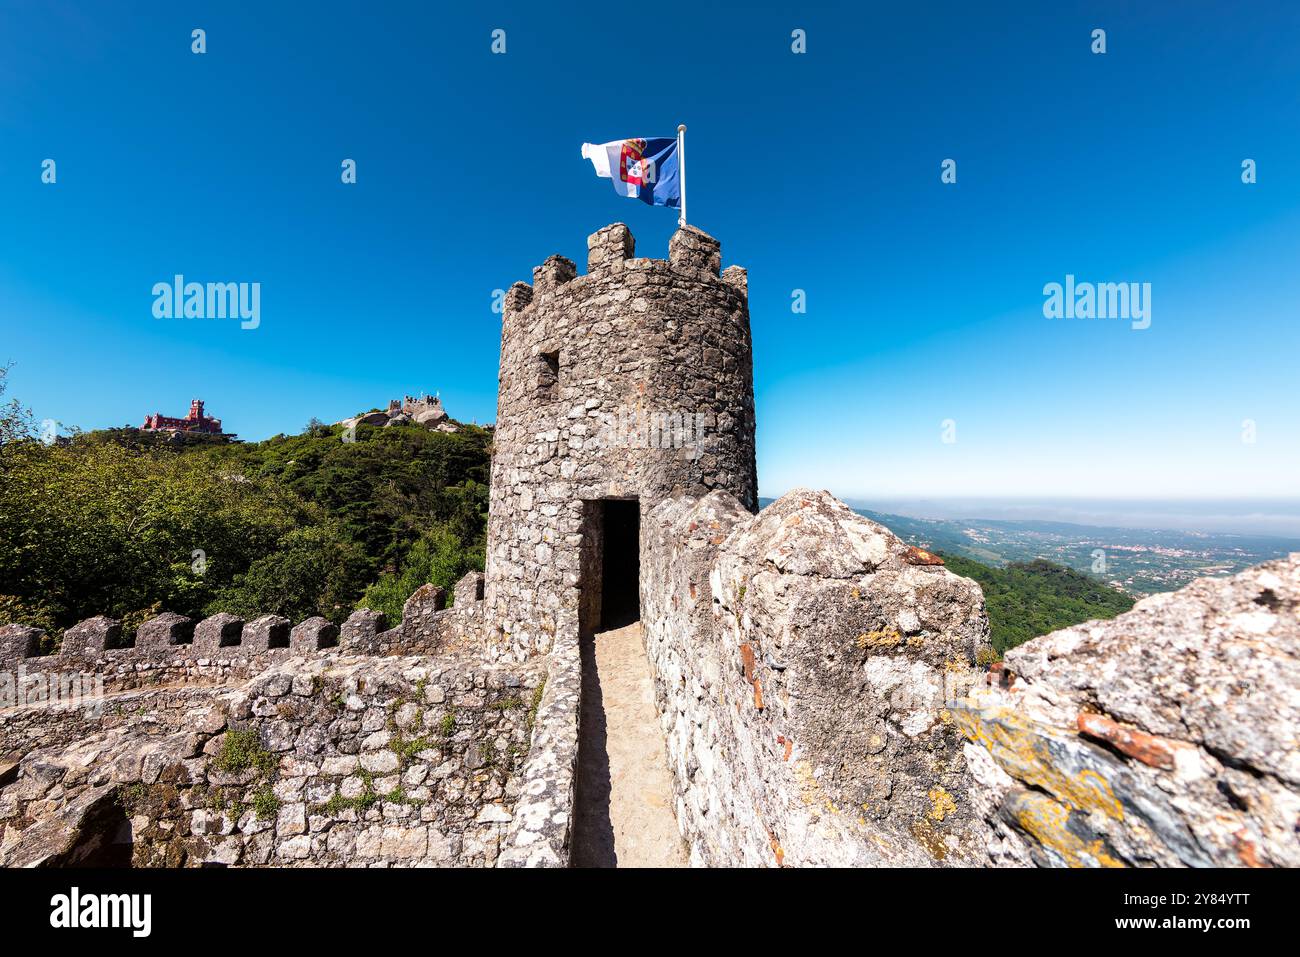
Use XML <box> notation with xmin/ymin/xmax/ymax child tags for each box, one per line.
<box><xmin>484</xmin><ymin>222</ymin><xmax>756</xmax><ymax>660</ymax></box>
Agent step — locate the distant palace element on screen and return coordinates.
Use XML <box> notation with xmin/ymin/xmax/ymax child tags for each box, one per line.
<box><xmin>140</xmin><ymin>399</ymin><xmax>225</xmax><ymax>435</ymax></box>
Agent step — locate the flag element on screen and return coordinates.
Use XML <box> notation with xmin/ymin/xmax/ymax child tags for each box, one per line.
<box><xmin>581</xmin><ymin>137</ymin><xmax>680</xmax><ymax>208</ymax></box>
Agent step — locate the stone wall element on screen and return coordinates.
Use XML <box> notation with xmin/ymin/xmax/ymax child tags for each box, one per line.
<box><xmin>497</xmin><ymin>623</ymin><xmax>581</xmax><ymax>867</ymax></box>
<box><xmin>6</xmin><ymin>217</ymin><xmax>1295</xmax><ymax>871</ymax></box>
<box><xmin>1</xmin><ymin>571</ymin><xmax>489</xmax><ymax>702</ymax></box>
<box><xmin>1</xmin><ymin>609</ymin><xmax>342</xmax><ymax>699</ymax></box>
<box><xmin>341</xmin><ymin>571</ymin><xmax>487</xmax><ymax>657</ymax></box>
<box><xmin>483</xmin><ymin>222</ymin><xmax>757</xmax><ymax>663</ymax></box>
<box><xmin>641</xmin><ymin>488</ymin><xmax>993</xmax><ymax>866</ymax></box>
<box><xmin>1</xmin><ymin>654</ymin><xmax>544</xmax><ymax>867</ymax></box>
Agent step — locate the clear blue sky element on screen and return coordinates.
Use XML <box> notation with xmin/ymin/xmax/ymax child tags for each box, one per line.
<box><xmin>3</xmin><ymin>0</ymin><xmax>1298</xmax><ymax>501</ymax></box>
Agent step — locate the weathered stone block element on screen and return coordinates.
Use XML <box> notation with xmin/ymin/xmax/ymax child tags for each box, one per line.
<box><xmin>194</xmin><ymin>613</ymin><xmax>244</xmax><ymax>654</ymax></box>
<box><xmin>291</xmin><ymin>617</ymin><xmax>338</xmax><ymax>651</ymax></box>
<box><xmin>135</xmin><ymin>613</ymin><xmax>195</xmax><ymax>651</ymax></box>
<box><xmin>668</xmin><ymin>224</ymin><xmax>721</xmax><ymax>275</ymax></box>
<box><xmin>60</xmin><ymin>616</ymin><xmax>121</xmax><ymax>657</ymax></box>
<box><xmin>340</xmin><ymin>608</ymin><xmax>387</xmax><ymax>652</ymax></box>
<box><xmin>453</xmin><ymin>571</ymin><xmax>485</xmax><ymax>605</ymax></box>
<box><xmin>587</xmin><ymin>222</ymin><xmax>634</xmax><ymax>272</ymax></box>
<box><xmin>503</xmin><ymin>281</ymin><xmax>533</xmax><ymax>315</ymax></box>
<box><xmin>241</xmin><ymin>614</ymin><xmax>291</xmax><ymax>653</ymax></box>
<box><xmin>0</xmin><ymin>624</ymin><xmax>43</xmax><ymax>664</ymax></box>
<box><xmin>720</xmin><ymin>264</ymin><xmax>747</xmax><ymax>293</ymax></box>
<box><xmin>403</xmin><ymin>584</ymin><xmax>446</xmax><ymax>621</ymax></box>
<box><xmin>531</xmin><ymin>254</ymin><xmax>576</xmax><ymax>289</ymax></box>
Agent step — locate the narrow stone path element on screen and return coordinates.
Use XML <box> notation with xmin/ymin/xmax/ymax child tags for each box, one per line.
<box><xmin>573</xmin><ymin>622</ymin><xmax>687</xmax><ymax>868</ymax></box>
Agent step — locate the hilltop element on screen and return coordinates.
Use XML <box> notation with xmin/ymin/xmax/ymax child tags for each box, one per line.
<box><xmin>335</xmin><ymin>394</ymin><xmax>483</xmax><ymax>435</ymax></box>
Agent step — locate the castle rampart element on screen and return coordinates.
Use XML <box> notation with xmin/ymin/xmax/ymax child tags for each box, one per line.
<box><xmin>637</xmin><ymin>488</ymin><xmax>1300</xmax><ymax>868</ymax></box>
<box><xmin>1</xmin><ymin>655</ymin><xmax>543</xmax><ymax>867</ymax></box>
<box><xmin>0</xmin><ymin>570</ymin><xmax>489</xmax><ymax>697</ymax></box>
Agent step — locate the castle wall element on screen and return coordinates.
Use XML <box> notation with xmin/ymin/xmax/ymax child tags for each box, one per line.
<box><xmin>9</xmin><ymin>220</ymin><xmax>1292</xmax><ymax>871</ymax></box>
<box><xmin>3</xmin><ymin>630</ymin><xmax>330</xmax><ymax>700</ymax></box>
<box><xmin>640</xmin><ymin>489</ymin><xmax>993</xmax><ymax>866</ymax></box>
<box><xmin>344</xmin><ymin>572</ymin><xmax>487</xmax><ymax>657</ymax></box>
<box><xmin>0</xmin><ymin>574</ymin><xmax>489</xmax><ymax>703</ymax></box>
<box><xmin>484</xmin><ymin>223</ymin><xmax>757</xmax><ymax>662</ymax></box>
<box><xmin>0</xmin><ymin>573</ymin><xmax>541</xmax><ymax>869</ymax></box>
<box><xmin>0</xmin><ymin>654</ymin><xmax>544</xmax><ymax>867</ymax></box>
<box><xmin>639</xmin><ymin>488</ymin><xmax>1300</xmax><ymax>868</ymax></box>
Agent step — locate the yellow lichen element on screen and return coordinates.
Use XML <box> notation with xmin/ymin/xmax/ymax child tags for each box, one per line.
<box><xmin>910</xmin><ymin>818</ymin><xmax>949</xmax><ymax>860</ymax></box>
<box><xmin>928</xmin><ymin>786</ymin><xmax>957</xmax><ymax>822</ymax></box>
<box><xmin>952</xmin><ymin>706</ymin><xmax>1124</xmax><ymax>822</ymax></box>
<box><xmin>857</xmin><ymin>628</ymin><xmax>902</xmax><ymax>649</ymax></box>
<box><xmin>1011</xmin><ymin>790</ymin><xmax>1124</xmax><ymax>868</ymax></box>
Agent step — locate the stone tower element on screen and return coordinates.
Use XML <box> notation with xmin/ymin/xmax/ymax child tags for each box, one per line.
<box><xmin>484</xmin><ymin>222</ymin><xmax>757</xmax><ymax>660</ymax></box>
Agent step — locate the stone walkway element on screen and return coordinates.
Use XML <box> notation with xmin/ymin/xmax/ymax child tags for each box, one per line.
<box><xmin>572</xmin><ymin>622</ymin><xmax>687</xmax><ymax>868</ymax></box>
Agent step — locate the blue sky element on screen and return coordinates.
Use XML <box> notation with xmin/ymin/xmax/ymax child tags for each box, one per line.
<box><xmin>3</xmin><ymin>0</ymin><xmax>1299</xmax><ymax>504</ymax></box>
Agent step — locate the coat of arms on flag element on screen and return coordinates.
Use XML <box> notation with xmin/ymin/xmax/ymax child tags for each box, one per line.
<box><xmin>618</xmin><ymin>139</ymin><xmax>655</xmax><ymax>197</ymax></box>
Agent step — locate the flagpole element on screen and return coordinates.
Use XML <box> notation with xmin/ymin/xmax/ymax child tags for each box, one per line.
<box><xmin>677</xmin><ymin>124</ymin><xmax>687</xmax><ymax>227</ymax></box>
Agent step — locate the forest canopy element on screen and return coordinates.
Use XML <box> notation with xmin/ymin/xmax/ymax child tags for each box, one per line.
<box><xmin>941</xmin><ymin>553</ymin><xmax>1135</xmax><ymax>655</ymax></box>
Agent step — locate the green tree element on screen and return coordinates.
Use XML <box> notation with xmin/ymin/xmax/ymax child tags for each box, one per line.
<box><xmin>206</xmin><ymin>525</ymin><xmax>369</xmax><ymax>622</ymax></box>
<box><xmin>0</xmin><ymin>362</ymin><xmax>35</xmax><ymax>444</ymax></box>
<box><xmin>0</xmin><ymin>390</ymin><xmax>493</xmax><ymax>634</ymax></box>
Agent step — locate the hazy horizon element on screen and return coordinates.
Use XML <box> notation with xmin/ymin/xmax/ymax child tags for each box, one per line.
<box><xmin>829</xmin><ymin>495</ymin><xmax>1300</xmax><ymax>539</ymax></box>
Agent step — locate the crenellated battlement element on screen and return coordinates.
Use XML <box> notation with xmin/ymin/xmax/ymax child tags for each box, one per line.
<box><xmin>503</xmin><ymin>222</ymin><xmax>747</xmax><ymax>324</ymax></box>
<box><xmin>1</xmin><ymin>614</ymin><xmax>335</xmax><ymax>667</ymax></box>
<box><xmin>0</xmin><ymin>571</ymin><xmax>489</xmax><ymax>695</ymax></box>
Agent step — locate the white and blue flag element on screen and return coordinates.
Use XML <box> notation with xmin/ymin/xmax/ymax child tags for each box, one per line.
<box><xmin>581</xmin><ymin>137</ymin><xmax>681</xmax><ymax>208</ymax></box>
